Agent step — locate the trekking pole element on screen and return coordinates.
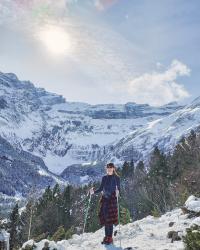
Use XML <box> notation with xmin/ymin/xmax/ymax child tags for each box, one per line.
<box><xmin>83</xmin><ymin>191</ymin><xmax>92</xmax><ymax>234</ymax></box>
<box><xmin>116</xmin><ymin>186</ymin><xmax>122</xmax><ymax>248</ymax></box>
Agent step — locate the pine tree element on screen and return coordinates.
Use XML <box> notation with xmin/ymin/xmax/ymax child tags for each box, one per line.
<box><xmin>134</xmin><ymin>161</ymin><xmax>145</xmax><ymax>184</ymax></box>
<box><xmin>62</xmin><ymin>185</ymin><xmax>72</xmax><ymax>230</ymax></box>
<box><xmin>146</xmin><ymin>147</ymin><xmax>172</xmax><ymax>213</ymax></box>
<box><xmin>19</xmin><ymin>201</ymin><xmax>35</xmax><ymax>244</ymax></box>
<box><xmin>53</xmin><ymin>184</ymin><xmax>61</xmax><ymax>200</ymax></box>
<box><xmin>121</xmin><ymin>161</ymin><xmax>130</xmax><ymax>178</ymax></box>
<box><xmin>85</xmin><ymin>192</ymin><xmax>100</xmax><ymax>232</ymax></box>
<box><xmin>121</xmin><ymin>161</ymin><xmax>134</xmax><ymax>179</ymax></box>
<box><xmin>37</xmin><ymin>185</ymin><xmax>53</xmax><ymax>213</ymax></box>
<box><xmin>9</xmin><ymin>203</ymin><xmax>20</xmax><ymax>250</ymax></box>
<box><xmin>148</xmin><ymin>146</ymin><xmax>169</xmax><ymax>178</ymax></box>
<box><xmin>120</xmin><ymin>205</ymin><xmax>131</xmax><ymax>225</ymax></box>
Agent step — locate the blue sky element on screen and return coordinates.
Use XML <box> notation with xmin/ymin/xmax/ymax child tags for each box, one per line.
<box><xmin>0</xmin><ymin>0</ymin><xmax>199</xmax><ymax>106</ymax></box>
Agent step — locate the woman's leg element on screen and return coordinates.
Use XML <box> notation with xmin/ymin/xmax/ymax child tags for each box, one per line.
<box><xmin>107</xmin><ymin>224</ymin><xmax>113</xmax><ymax>237</ymax></box>
<box><xmin>102</xmin><ymin>224</ymin><xmax>114</xmax><ymax>244</ymax></box>
<box><xmin>105</xmin><ymin>225</ymin><xmax>109</xmax><ymax>236</ymax></box>
<box><xmin>105</xmin><ymin>224</ymin><xmax>113</xmax><ymax>237</ymax></box>
<box><xmin>102</xmin><ymin>225</ymin><xmax>109</xmax><ymax>244</ymax></box>
<box><xmin>105</xmin><ymin>224</ymin><xmax>113</xmax><ymax>244</ymax></box>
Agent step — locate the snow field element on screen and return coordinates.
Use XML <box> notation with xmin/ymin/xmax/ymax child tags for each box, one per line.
<box><xmin>22</xmin><ymin>195</ymin><xmax>200</xmax><ymax>250</ymax></box>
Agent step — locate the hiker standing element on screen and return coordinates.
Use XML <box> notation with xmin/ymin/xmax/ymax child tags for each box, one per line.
<box><xmin>90</xmin><ymin>162</ymin><xmax>120</xmax><ymax>245</ymax></box>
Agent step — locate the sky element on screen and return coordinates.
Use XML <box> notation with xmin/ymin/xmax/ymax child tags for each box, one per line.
<box><xmin>0</xmin><ymin>0</ymin><xmax>200</xmax><ymax>106</ymax></box>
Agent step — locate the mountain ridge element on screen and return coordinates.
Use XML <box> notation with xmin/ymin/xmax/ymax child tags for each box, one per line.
<box><xmin>0</xmin><ymin>70</ymin><xmax>199</xmax><ymax>187</ymax></box>
<box><xmin>0</xmin><ymin>71</ymin><xmax>184</xmax><ymax>178</ymax></box>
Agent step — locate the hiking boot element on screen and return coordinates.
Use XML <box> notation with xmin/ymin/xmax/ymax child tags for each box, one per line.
<box><xmin>105</xmin><ymin>236</ymin><xmax>113</xmax><ymax>245</ymax></box>
<box><xmin>101</xmin><ymin>236</ymin><xmax>108</xmax><ymax>244</ymax></box>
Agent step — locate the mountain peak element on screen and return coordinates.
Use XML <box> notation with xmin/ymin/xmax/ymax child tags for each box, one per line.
<box><xmin>190</xmin><ymin>96</ymin><xmax>200</xmax><ymax>106</ymax></box>
<box><xmin>166</xmin><ymin>101</ymin><xmax>178</xmax><ymax>106</ymax></box>
<box><xmin>4</xmin><ymin>72</ymin><xmax>19</xmax><ymax>81</ymax></box>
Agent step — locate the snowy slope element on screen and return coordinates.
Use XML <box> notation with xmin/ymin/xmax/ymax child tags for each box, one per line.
<box><xmin>0</xmin><ymin>134</ymin><xmax>67</xmax><ymax>214</ymax></box>
<box><xmin>21</xmin><ymin>196</ymin><xmax>200</xmax><ymax>250</ymax></box>
<box><xmin>107</xmin><ymin>98</ymin><xmax>200</xmax><ymax>166</ymax></box>
<box><xmin>0</xmin><ymin>71</ymin><xmax>183</xmax><ymax>176</ymax></box>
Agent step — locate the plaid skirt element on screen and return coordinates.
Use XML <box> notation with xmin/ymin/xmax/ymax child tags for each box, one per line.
<box><xmin>98</xmin><ymin>191</ymin><xmax>118</xmax><ymax>226</ymax></box>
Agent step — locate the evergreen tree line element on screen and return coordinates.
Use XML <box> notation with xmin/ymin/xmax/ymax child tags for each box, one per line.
<box><xmin>1</xmin><ymin>181</ymin><xmax>130</xmax><ymax>249</ymax></box>
<box><xmin>118</xmin><ymin>129</ymin><xmax>200</xmax><ymax>220</ymax></box>
<box><xmin>1</xmin><ymin>129</ymin><xmax>200</xmax><ymax>249</ymax></box>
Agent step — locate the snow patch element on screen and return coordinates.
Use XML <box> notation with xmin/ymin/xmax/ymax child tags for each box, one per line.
<box><xmin>185</xmin><ymin>195</ymin><xmax>200</xmax><ymax>213</ymax></box>
<box><xmin>80</xmin><ymin>175</ymin><xmax>89</xmax><ymax>183</ymax></box>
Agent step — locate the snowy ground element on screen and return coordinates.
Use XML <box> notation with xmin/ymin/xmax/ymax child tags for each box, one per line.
<box><xmin>21</xmin><ymin>196</ymin><xmax>200</xmax><ymax>250</ymax></box>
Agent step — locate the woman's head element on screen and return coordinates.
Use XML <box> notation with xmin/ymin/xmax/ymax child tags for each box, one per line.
<box><xmin>106</xmin><ymin>162</ymin><xmax>119</xmax><ymax>176</ymax></box>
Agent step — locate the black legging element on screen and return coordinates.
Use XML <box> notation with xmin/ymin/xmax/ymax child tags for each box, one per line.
<box><xmin>105</xmin><ymin>224</ymin><xmax>113</xmax><ymax>237</ymax></box>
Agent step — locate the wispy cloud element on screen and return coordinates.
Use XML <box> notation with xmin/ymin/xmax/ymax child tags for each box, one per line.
<box><xmin>0</xmin><ymin>0</ymin><xmax>118</xmax><ymax>24</ymax></box>
<box><xmin>127</xmin><ymin>60</ymin><xmax>191</xmax><ymax>106</ymax></box>
<box><xmin>94</xmin><ymin>0</ymin><xmax>119</xmax><ymax>11</ymax></box>
<box><xmin>0</xmin><ymin>0</ymin><xmax>78</xmax><ymax>25</ymax></box>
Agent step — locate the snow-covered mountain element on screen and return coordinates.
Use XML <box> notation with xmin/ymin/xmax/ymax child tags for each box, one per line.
<box><xmin>21</xmin><ymin>195</ymin><xmax>200</xmax><ymax>250</ymax></box>
<box><xmin>107</xmin><ymin>97</ymin><xmax>200</xmax><ymax>166</ymax></box>
<box><xmin>0</xmin><ymin>71</ymin><xmax>184</xmax><ymax>182</ymax></box>
<box><xmin>2</xmin><ymin>70</ymin><xmax>200</xmax><ymax>210</ymax></box>
<box><xmin>0</xmin><ymin>134</ymin><xmax>66</xmax><ymax>214</ymax></box>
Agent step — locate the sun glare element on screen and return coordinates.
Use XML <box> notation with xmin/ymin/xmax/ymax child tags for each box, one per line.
<box><xmin>37</xmin><ymin>24</ymin><xmax>72</xmax><ymax>56</ymax></box>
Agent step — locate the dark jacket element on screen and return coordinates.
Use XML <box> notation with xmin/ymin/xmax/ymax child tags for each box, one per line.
<box><xmin>94</xmin><ymin>174</ymin><xmax>120</xmax><ymax>198</ymax></box>
<box><xmin>94</xmin><ymin>174</ymin><xmax>120</xmax><ymax>226</ymax></box>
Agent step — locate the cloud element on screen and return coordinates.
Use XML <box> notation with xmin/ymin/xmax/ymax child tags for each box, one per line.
<box><xmin>94</xmin><ymin>0</ymin><xmax>119</xmax><ymax>11</ymax></box>
<box><xmin>0</xmin><ymin>0</ymin><xmax>120</xmax><ymax>25</ymax></box>
<box><xmin>127</xmin><ymin>60</ymin><xmax>191</xmax><ymax>106</ymax></box>
<box><xmin>0</xmin><ymin>0</ymin><xmax>77</xmax><ymax>25</ymax></box>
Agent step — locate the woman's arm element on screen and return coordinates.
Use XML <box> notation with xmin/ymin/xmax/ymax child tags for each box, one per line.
<box><xmin>94</xmin><ymin>176</ymin><xmax>105</xmax><ymax>194</ymax></box>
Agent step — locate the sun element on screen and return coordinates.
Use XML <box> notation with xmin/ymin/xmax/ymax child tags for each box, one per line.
<box><xmin>37</xmin><ymin>24</ymin><xmax>72</xmax><ymax>56</ymax></box>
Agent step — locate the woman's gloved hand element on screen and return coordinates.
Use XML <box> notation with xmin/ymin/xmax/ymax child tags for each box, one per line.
<box><xmin>89</xmin><ymin>187</ymin><xmax>94</xmax><ymax>195</ymax></box>
<box><xmin>115</xmin><ymin>188</ymin><xmax>119</xmax><ymax>198</ymax></box>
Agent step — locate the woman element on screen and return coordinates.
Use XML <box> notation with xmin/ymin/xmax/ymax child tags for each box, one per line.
<box><xmin>90</xmin><ymin>162</ymin><xmax>120</xmax><ymax>245</ymax></box>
